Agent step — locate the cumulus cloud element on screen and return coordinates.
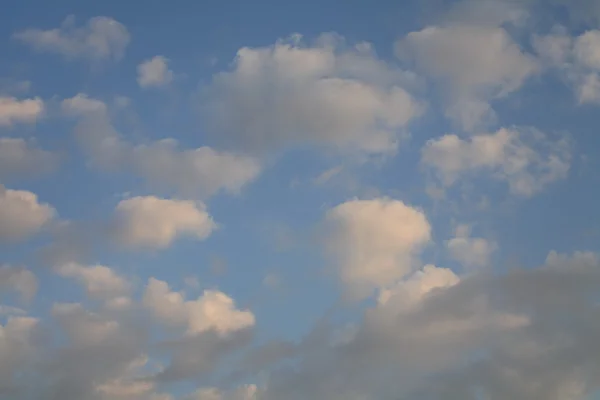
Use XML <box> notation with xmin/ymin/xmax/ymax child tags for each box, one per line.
<box><xmin>0</xmin><ymin>184</ymin><xmax>55</xmax><ymax>242</ymax></box>
<box><xmin>143</xmin><ymin>278</ymin><xmax>255</xmax><ymax>336</ymax></box>
<box><xmin>62</xmin><ymin>94</ymin><xmax>261</xmax><ymax>197</ymax></box>
<box><xmin>200</xmin><ymin>34</ymin><xmax>422</xmax><ymax>156</ymax></box>
<box><xmin>0</xmin><ymin>265</ymin><xmax>38</xmax><ymax>302</ymax></box>
<box><xmin>324</xmin><ymin>198</ymin><xmax>431</xmax><ymax>297</ymax></box>
<box><xmin>0</xmin><ymin>138</ymin><xmax>58</xmax><ymax>181</ymax></box>
<box><xmin>113</xmin><ymin>196</ymin><xmax>216</xmax><ymax>249</ymax></box>
<box><xmin>0</xmin><ymin>317</ymin><xmax>39</xmax><ymax>392</ymax></box>
<box><xmin>257</xmin><ymin>251</ymin><xmax>600</xmax><ymax>399</ymax></box>
<box><xmin>446</xmin><ymin>225</ymin><xmax>497</xmax><ymax>269</ymax></box>
<box><xmin>137</xmin><ymin>56</ymin><xmax>174</xmax><ymax>88</ymax></box>
<box><xmin>0</xmin><ymin>96</ymin><xmax>44</xmax><ymax>126</ymax></box>
<box><xmin>534</xmin><ymin>28</ymin><xmax>600</xmax><ymax>104</ymax></box>
<box><xmin>55</xmin><ymin>263</ymin><xmax>130</xmax><ymax>300</ymax></box>
<box><xmin>397</xmin><ymin>25</ymin><xmax>537</xmax><ymax>131</ymax></box>
<box><xmin>421</xmin><ymin>127</ymin><xmax>571</xmax><ymax>196</ymax></box>
<box><xmin>13</xmin><ymin>15</ymin><xmax>130</xmax><ymax>62</ymax></box>
<box><xmin>187</xmin><ymin>384</ymin><xmax>258</xmax><ymax>400</ymax></box>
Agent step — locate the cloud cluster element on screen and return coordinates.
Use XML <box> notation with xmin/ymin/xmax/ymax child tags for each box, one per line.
<box><xmin>3</xmin><ymin>3</ymin><xmax>600</xmax><ymax>399</ymax></box>
<box><xmin>0</xmin><ymin>96</ymin><xmax>44</xmax><ymax>126</ymax></box>
<box><xmin>397</xmin><ymin>24</ymin><xmax>538</xmax><ymax>131</ymax></box>
<box><xmin>61</xmin><ymin>94</ymin><xmax>261</xmax><ymax>197</ymax></box>
<box><xmin>421</xmin><ymin>127</ymin><xmax>571</xmax><ymax>197</ymax></box>
<box><xmin>258</xmin><ymin>251</ymin><xmax>600</xmax><ymax>400</ymax></box>
<box><xmin>14</xmin><ymin>16</ymin><xmax>130</xmax><ymax>62</ymax></box>
<box><xmin>201</xmin><ymin>34</ymin><xmax>422</xmax><ymax>156</ymax></box>
<box><xmin>534</xmin><ymin>27</ymin><xmax>600</xmax><ymax>104</ymax></box>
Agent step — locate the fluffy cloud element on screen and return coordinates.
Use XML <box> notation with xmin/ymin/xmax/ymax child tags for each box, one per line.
<box><xmin>113</xmin><ymin>196</ymin><xmax>216</xmax><ymax>249</ymax></box>
<box><xmin>62</xmin><ymin>94</ymin><xmax>261</xmax><ymax>197</ymax></box>
<box><xmin>13</xmin><ymin>16</ymin><xmax>130</xmax><ymax>62</ymax></box>
<box><xmin>534</xmin><ymin>28</ymin><xmax>600</xmax><ymax>104</ymax></box>
<box><xmin>137</xmin><ymin>56</ymin><xmax>174</xmax><ymax>88</ymax></box>
<box><xmin>55</xmin><ymin>263</ymin><xmax>130</xmax><ymax>300</ymax></box>
<box><xmin>0</xmin><ymin>317</ymin><xmax>39</xmax><ymax>392</ymax></box>
<box><xmin>46</xmin><ymin>302</ymin><xmax>149</xmax><ymax>399</ymax></box>
<box><xmin>187</xmin><ymin>385</ymin><xmax>258</xmax><ymax>400</ymax></box>
<box><xmin>0</xmin><ymin>184</ymin><xmax>55</xmax><ymax>242</ymax></box>
<box><xmin>143</xmin><ymin>278</ymin><xmax>255</xmax><ymax>336</ymax></box>
<box><xmin>258</xmin><ymin>250</ymin><xmax>600</xmax><ymax>399</ymax></box>
<box><xmin>421</xmin><ymin>127</ymin><xmax>571</xmax><ymax>196</ymax></box>
<box><xmin>397</xmin><ymin>25</ymin><xmax>537</xmax><ymax>131</ymax></box>
<box><xmin>130</xmin><ymin>140</ymin><xmax>261</xmax><ymax>198</ymax></box>
<box><xmin>447</xmin><ymin>237</ymin><xmax>497</xmax><ymax>269</ymax></box>
<box><xmin>324</xmin><ymin>198</ymin><xmax>431</xmax><ymax>297</ymax></box>
<box><xmin>446</xmin><ymin>226</ymin><xmax>497</xmax><ymax>269</ymax></box>
<box><xmin>0</xmin><ymin>138</ymin><xmax>58</xmax><ymax>181</ymax></box>
<box><xmin>0</xmin><ymin>265</ymin><xmax>38</xmax><ymax>302</ymax></box>
<box><xmin>0</xmin><ymin>96</ymin><xmax>44</xmax><ymax>126</ymax></box>
<box><xmin>200</xmin><ymin>34</ymin><xmax>422</xmax><ymax>156</ymax></box>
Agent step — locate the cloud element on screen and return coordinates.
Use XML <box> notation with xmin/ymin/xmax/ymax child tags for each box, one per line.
<box><xmin>62</xmin><ymin>94</ymin><xmax>261</xmax><ymax>197</ymax></box>
<box><xmin>200</xmin><ymin>34</ymin><xmax>422</xmax><ymax>156</ymax></box>
<box><xmin>421</xmin><ymin>127</ymin><xmax>571</xmax><ymax>196</ymax></box>
<box><xmin>186</xmin><ymin>384</ymin><xmax>258</xmax><ymax>400</ymax></box>
<box><xmin>143</xmin><ymin>278</ymin><xmax>255</xmax><ymax>337</ymax></box>
<box><xmin>55</xmin><ymin>262</ymin><xmax>131</xmax><ymax>300</ymax></box>
<box><xmin>397</xmin><ymin>25</ymin><xmax>537</xmax><ymax>131</ymax></box>
<box><xmin>446</xmin><ymin>225</ymin><xmax>497</xmax><ymax>269</ymax></box>
<box><xmin>0</xmin><ymin>138</ymin><xmax>58</xmax><ymax>181</ymax></box>
<box><xmin>0</xmin><ymin>184</ymin><xmax>55</xmax><ymax>242</ymax></box>
<box><xmin>324</xmin><ymin>198</ymin><xmax>431</xmax><ymax>298</ymax></box>
<box><xmin>130</xmin><ymin>140</ymin><xmax>261</xmax><ymax>198</ymax></box>
<box><xmin>112</xmin><ymin>196</ymin><xmax>216</xmax><ymax>250</ymax></box>
<box><xmin>0</xmin><ymin>265</ymin><xmax>38</xmax><ymax>302</ymax></box>
<box><xmin>258</xmin><ymin>250</ymin><xmax>600</xmax><ymax>399</ymax></box>
<box><xmin>46</xmin><ymin>302</ymin><xmax>149</xmax><ymax>399</ymax></box>
<box><xmin>137</xmin><ymin>56</ymin><xmax>174</xmax><ymax>88</ymax></box>
<box><xmin>0</xmin><ymin>317</ymin><xmax>39</xmax><ymax>392</ymax></box>
<box><xmin>0</xmin><ymin>96</ymin><xmax>44</xmax><ymax>126</ymax></box>
<box><xmin>13</xmin><ymin>16</ymin><xmax>130</xmax><ymax>62</ymax></box>
<box><xmin>534</xmin><ymin>28</ymin><xmax>600</xmax><ymax>104</ymax></box>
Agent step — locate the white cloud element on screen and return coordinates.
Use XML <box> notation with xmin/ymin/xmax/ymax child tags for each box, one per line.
<box><xmin>0</xmin><ymin>96</ymin><xmax>44</xmax><ymax>126</ymax></box>
<box><xmin>113</xmin><ymin>196</ymin><xmax>216</xmax><ymax>249</ymax></box>
<box><xmin>201</xmin><ymin>34</ymin><xmax>422</xmax><ymax>156</ymax></box>
<box><xmin>0</xmin><ymin>317</ymin><xmax>39</xmax><ymax>390</ymax></box>
<box><xmin>131</xmin><ymin>140</ymin><xmax>261</xmax><ymax>198</ymax></box>
<box><xmin>56</xmin><ymin>262</ymin><xmax>130</xmax><ymax>300</ymax></box>
<box><xmin>421</xmin><ymin>127</ymin><xmax>571</xmax><ymax>196</ymax></box>
<box><xmin>62</xmin><ymin>94</ymin><xmax>261</xmax><ymax>197</ymax></box>
<box><xmin>534</xmin><ymin>28</ymin><xmax>600</xmax><ymax>104</ymax></box>
<box><xmin>187</xmin><ymin>384</ymin><xmax>258</xmax><ymax>400</ymax></box>
<box><xmin>143</xmin><ymin>278</ymin><xmax>255</xmax><ymax>336</ymax></box>
<box><xmin>0</xmin><ymin>138</ymin><xmax>58</xmax><ymax>181</ymax></box>
<box><xmin>446</xmin><ymin>225</ymin><xmax>497</xmax><ymax>269</ymax></box>
<box><xmin>377</xmin><ymin>264</ymin><xmax>460</xmax><ymax>310</ymax></box>
<box><xmin>0</xmin><ymin>184</ymin><xmax>55</xmax><ymax>242</ymax></box>
<box><xmin>397</xmin><ymin>25</ymin><xmax>537</xmax><ymax>131</ymax></box>
<box><xmin>14</xmin><ymin>16</ymin><xmax>130</xmax><ymax>62</ymax></box>
<box><xmin>0</xmin><ymin>265</ymin><xmax>38</xmax><ymax>302</ymax></box>
<box><xmin>137</xmin><ymin>56</ymin><xmax>174</xmax><ymax>88</ymax></box>
<box><xmin>52</xmin><ymin>302</ymin><xmax>121</xmax><ymax>346</ymax></box>
<box><xmin>259</xmin><ymin>250</ymin><xmax>600</xmax><ymax>399</ymax></box>
<box><xmin>324</xmin><ymin>197</ymin><xmax>431</xmax><ymax>297</ymax></box>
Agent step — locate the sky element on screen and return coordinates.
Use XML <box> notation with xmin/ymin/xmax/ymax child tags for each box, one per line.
<box><xmin>1</xmin><ymin>0</ymin><xmax>600</xmax><ymax>399</ymax></box>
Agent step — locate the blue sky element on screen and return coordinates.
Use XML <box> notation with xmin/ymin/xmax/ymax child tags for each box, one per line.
<box><xmin>1</xmin><ymin>0</ymin><xmax>600</xmax><ymax>399</ymax></box>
